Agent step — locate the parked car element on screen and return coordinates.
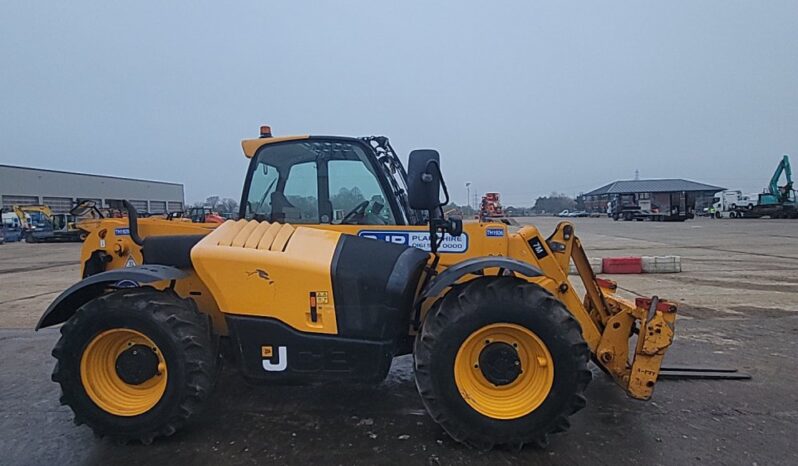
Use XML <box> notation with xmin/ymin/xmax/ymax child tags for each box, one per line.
<box><xmin>567</xmin><ymin>210</ymin><xmax>590</xmax><ymax>217</ymax></box>
<box><xmin>0</xmin><ymin>225</ymin><xmax>5</xmax><ymax>244</ymax></box>
<box><xmin>558</xmin><ymin>209</ymin><xmax>571</xmax><ymax>217</ymax></box>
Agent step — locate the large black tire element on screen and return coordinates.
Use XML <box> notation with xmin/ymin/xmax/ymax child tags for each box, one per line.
<box><xmin>52</xmin><ymin>288</ymin><xmax>217</xmax><ymax>444</ymax></box>
<box><xmin>414</xmin><ymin>277</ymin><xmax>591</xmax><ymax>450</ymax></box>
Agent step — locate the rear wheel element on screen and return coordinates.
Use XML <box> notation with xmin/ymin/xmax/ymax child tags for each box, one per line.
<box><xmin>414</xmin><ymin>277</ymin><xmax>591</xmax><ymax>450</ymax></box>
<box><xmin>52</xmin><ymin>288</ymin><xmax>217</xmax><ymax>444</ymax></box>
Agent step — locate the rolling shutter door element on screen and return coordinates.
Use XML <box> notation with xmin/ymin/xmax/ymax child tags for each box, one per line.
<box><xmin>129</xmin><ymin>200</ymin><xmax>148</xmax><ymax>212</ymax></box>
<box><xmin>2</xmin><ymin>195</ymin><xmax>39</xmax><ymax>209</ymax></box>
<box><xmin>149</xmin><ymin>201</ymin><xmax>166</xmax><ymax>214</ymax></box>
<box><xmin>42</xmin><ymin>197</ymin><xmax>74</xmax><ymax>214</ymax></box>
<box><xmin>167</xmin><ymin>201</ymin><xmax>183</xmax><ymax>212</ymax></box>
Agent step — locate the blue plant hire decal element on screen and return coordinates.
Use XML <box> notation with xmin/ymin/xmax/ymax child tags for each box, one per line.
<box><xmin>358</xmin><ymin>230</ymin><xmax>468</xmax><ymax>253</ymax></box>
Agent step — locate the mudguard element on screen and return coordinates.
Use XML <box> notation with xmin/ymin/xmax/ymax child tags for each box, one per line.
<box><xmin>420</xmin><ymin>256</ymin><xmax>543</xmax><ymax>299</ymax></box>
<box><xmin>35</xmin><ymin>265</ymin><xmax>186</xmax><ymax>330</ymax></box>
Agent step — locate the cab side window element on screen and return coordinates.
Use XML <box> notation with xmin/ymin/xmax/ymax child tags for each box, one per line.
<box><xmin>329</xmin><ymin>159</ymin><xmax>396</xmax><ymax>225</ymax></box>
<box><xmin>245</xmin><ymin>158</ymin><xmax>320</xmax><ymax>223</ymax></box>
<box><xmin>281</xmin><ymin>162</ymin><xmax>319</xmax><ymax>223</ymax></box>
<box><xmin>246</xmin><ymin>163</ymin><xmax>280</xmax><ymax>220</ymax></box>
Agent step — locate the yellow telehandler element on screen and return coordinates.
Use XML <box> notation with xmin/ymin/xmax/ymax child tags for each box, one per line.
<box><xmin>38</xmin><ymin>126</ymin><xmax>677</xmax><ymax>449</ymax></box>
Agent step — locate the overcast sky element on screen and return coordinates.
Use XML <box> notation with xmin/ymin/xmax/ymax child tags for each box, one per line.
<box><xmin>2</xmin><ymin>1</ymin><xmax>797</xmax><ymax>205</ymax></box>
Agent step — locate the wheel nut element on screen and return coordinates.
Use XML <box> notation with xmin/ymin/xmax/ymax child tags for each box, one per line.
<box><xmin>536</xmin><ymin>356</ymin><xmax>548</xmax><ymax>367</ymax></box>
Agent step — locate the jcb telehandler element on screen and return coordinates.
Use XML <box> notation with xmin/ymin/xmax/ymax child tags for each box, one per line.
<box><xmin>38</xmin><ymin>126</ymin><xmax>677</xmax><ymax>449</ymax></box>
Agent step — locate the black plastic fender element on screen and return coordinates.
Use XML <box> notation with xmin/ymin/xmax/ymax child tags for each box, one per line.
<box><xmin>35</xmin><ymin>265</ymin><xmax>186</xmax><ymax>330</ymax></box>
<box><xmin>420</xmin><ymin>257</ymin><xmax>543</xmax><ymax>299</ymax></box>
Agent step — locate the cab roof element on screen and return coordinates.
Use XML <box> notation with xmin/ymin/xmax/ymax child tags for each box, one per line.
<box><xmin>241</xmin><ymin>135</ymin><xmax>373</xmax><ymax>159</ymax></box>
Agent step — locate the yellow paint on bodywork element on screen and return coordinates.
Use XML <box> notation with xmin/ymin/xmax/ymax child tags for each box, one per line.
<box><xmin>191</xmin><ymin>220</ymin><xmax>340</xmax><ymax>334</ymax></box>
<box><xmin>77</xmin><ymin>217</ymin><xmax>218</xmax><ymax>274</ymax></box>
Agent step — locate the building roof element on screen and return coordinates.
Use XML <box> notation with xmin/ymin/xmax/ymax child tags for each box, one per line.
<box><xmin>0</xmin><ymin>164</ymin><xmax>183</xmax><ymax>187</ymax></box>
<box><xmin>584</xmin><ymin>179</ymin><xmax>725</xmax><ymax>196</ymax></box>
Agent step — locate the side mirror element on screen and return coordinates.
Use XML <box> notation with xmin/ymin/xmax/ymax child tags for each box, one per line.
<box><xmin>407</xmin><ymin>149</ymin><xmax>442</xmax><ymax>210</ymax></box>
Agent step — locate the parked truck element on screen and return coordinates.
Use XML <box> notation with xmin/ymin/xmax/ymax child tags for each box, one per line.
<box><xmin>711</xmin><ymin>190</ymin><xmax>758</xmax><ymax>218</ymax></box>
<box><xmin>609</xmin><ymin>193</ymin><xmax>694</xmax><ymax>222</ymax></box>
<box><xmin>1</xmin><ymin>210</ymin><xmax>24</xmax><ymax>242</ymax></box>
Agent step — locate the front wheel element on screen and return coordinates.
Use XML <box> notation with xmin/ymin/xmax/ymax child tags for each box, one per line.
<box><xmin>414</xmin><ymin>277</ymin><xmax>591</xmax><ymax>450</ymax></box>
<box><xmin>51</xmin><ymin>288</ymin><xmax>218</xmax><ymax>444</ymax></box>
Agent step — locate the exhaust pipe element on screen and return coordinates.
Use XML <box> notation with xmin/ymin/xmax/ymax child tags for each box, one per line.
<box><xmin>121</xmin><ymin>200</ymin><xmax>144</xmax><ymax>246</ymax></box>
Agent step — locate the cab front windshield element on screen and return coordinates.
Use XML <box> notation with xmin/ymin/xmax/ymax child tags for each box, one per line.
<box><xmin>244</xmin><ymin>139</ymin><xmax>406</xmax><ymax>225</ymax></box>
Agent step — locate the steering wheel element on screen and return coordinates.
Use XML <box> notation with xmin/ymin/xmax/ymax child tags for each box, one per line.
<box><xmin>340</xmin><ymin>201</ymin><xmax>370</xmax><ymax>224</ymax></box>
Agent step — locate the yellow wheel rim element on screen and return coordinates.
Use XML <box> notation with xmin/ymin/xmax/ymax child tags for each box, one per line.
<box><xmin>80</xmin><ymin>329</ymin><xmax>168</xmax><ymax>417</ymax></box>
<box><xmin>454</xmin><ymin>323</ymin><xmax>554</xmax><ymax>420</ymax></box>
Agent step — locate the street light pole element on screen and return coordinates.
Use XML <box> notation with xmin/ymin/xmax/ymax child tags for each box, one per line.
<box><xmin>465</xmin><ymin>182</ymin><xmax>471</xmax><ymax>210</ymax></box>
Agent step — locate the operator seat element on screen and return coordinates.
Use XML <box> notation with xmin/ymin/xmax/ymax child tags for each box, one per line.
<box><xmin>270</xmin><ymin>192</ymin><xmax>301</xmax><ymax>223</ymax></box>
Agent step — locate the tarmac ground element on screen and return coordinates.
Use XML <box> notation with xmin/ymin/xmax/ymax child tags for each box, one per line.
<box><xmin>1</xmin><ymin>217</ymin><xmax>796</xmax><ymax>465</ymax></box>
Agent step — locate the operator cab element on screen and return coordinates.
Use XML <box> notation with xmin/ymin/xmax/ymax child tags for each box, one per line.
<box><xmin>240</xmin><ymin>136</ymin><xmax>423</xmax><ymax>226</ymax></box>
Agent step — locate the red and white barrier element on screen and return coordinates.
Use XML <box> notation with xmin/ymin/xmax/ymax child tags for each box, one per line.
<box><xmin>568</xmin><ymin>256</ymin><xmax>681</xmax><ymax>275</ymax></box>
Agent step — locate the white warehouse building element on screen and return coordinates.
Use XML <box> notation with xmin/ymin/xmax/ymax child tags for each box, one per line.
<box><xmin>0</xmin><ymin>164</ymin><xmax>185</xmax><ymax>214</ymax></box>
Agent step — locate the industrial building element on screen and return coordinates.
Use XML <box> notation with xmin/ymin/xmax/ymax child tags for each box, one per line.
<box><xmin>579</xmin><ymin>179</ymin><xmax>724</xmax><ymax>220</ymax></box>
<box><xmin>0</xmin><ymin>164</ymin><xmax>185</xmax><ymax>214</ymax></box>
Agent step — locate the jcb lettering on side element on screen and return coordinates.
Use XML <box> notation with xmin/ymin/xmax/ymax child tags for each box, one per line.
<box><xmin>360</xmin><ymin>232</ymin><xmax>408</xmax><ymax>245</ymax></box>
<box><xmin>261</xmin><ymin>345</ymin><xmax>288</xmax><ymax>372</ymax></box>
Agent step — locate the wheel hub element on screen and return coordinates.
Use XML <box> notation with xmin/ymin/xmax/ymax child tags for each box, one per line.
<box><xmin>478</xmin><ymin>342</ymin><xmax>521</xmax><ymax>386</ymax></box>
<box><xmin>454</xmin><ymin>323</ymin><xmax>555</xmax><ymax>420</ymax></box>
<box><xmin>115</xmin><ymin>344</ymin><xmax>160</xmax><ymax>385</ymax></box>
